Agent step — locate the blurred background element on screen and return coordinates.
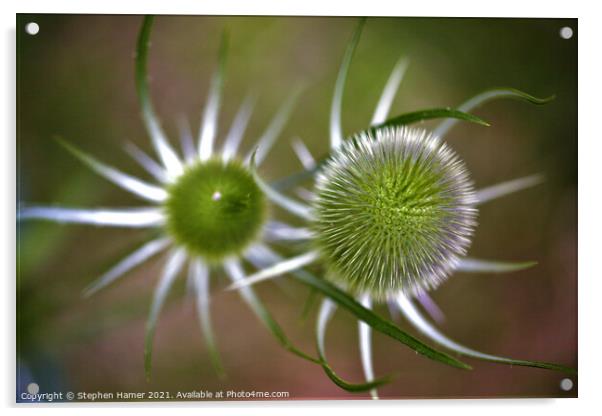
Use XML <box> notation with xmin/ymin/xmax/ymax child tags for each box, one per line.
<box><xmin>17</xmin><ymin>15</ymin><xmax>577</xmax><ymax>400</ymax></box>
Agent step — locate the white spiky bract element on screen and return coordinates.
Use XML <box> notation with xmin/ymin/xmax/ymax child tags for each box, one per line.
<box><xmin>313</xmin><ymin>126</ymin><xmax>478</xmax><ymax>299</ymax></box>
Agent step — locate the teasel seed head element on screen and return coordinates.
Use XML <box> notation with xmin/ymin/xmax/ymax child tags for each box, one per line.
<box><xmin>312</xmin><ymin>126</ymin><xmax>478</xmax><ymax>300</ymax></box>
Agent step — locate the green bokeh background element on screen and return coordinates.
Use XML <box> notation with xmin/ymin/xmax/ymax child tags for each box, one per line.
<box><xmin>17</xmin><ymin>14</ymin><xmax>577</xmax><ymax>400</ymax></box>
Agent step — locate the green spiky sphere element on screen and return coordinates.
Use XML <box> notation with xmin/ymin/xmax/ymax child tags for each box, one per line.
<box><xmin>165</xmin><ymin>159</ymin><xmax>267</xmax><ymax>262</ymax></box>
<box><xmin>312</xmin><ymin>126</ymin><xmax>477</xmax><ymax>299</ymax></box>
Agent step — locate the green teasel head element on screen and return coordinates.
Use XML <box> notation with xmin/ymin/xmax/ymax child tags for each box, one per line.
<box><xmin>165</xmin><ymin>158</ymin><xmax>267</xmax><ymax>263</ymax></box>
<box><xmin>312</xmin><ymin>126</ymin><xmax>478</xmax><ymax>299</ymax></box>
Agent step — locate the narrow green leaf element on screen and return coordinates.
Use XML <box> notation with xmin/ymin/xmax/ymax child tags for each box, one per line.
<box><xmin>271</xmin><ymin>108</ymin><xmax>489</xmax><ymax>191</ymax></box>
<box><xmin>330</xmin><ymin>17</ymin><xmax>366</xmax><ymax>149</ymax></box>
<box><xmin>300</xmin><ymin>288</ymin><xmax>319</xmax><ymax>322</ymax></box>
<box><xmin>372</xmin><ymin>108</ymin><xmax>490</xmax><ymax>131</ymax></box>
<box><xmin>203</xmin><ymin>327</ymin><xmax>226</xmax><ymax>380</ymax></box>
<box><xmin>491</xmin><ymin>88</ymin><xmax>556</xmax><ymax>105</ymax></box>
<box><xmin>472</xmin><ymin>354</ymin><xmax>576</xmax><ymax>374</ymax></box>
<box><xmin>245</xmin><ymin>293</ymin><xmax>321</xmax><ymax>365</ymax></box>
<box><xmin>434</xmin><ymin>87</ymin><xmax>555</xmax><ymax>138</ymax></box>
<box><xmin>135</xmin><ymin>16</ymin><xmax>157</xmax><ymax>129</ymax></box>
<box><xmin>316</xmin><ymin>299</ymin><xmax>394</xmax><ymax>393</ymax></box>
<box><xmin>136</xmin><ymin>16</ymin><xmax>155</xmax><ymax>111</ymax></box>
<box><xmin>135</xmin><ymin>16</ymin><xmax>182</xmax><ymax>172</ymax></box>
<box><xmin>290</xmin><ymin>269</ymin><xmax>472</xmax><ymax>370</ymax></box>
<box><xmin>274</xmin><ymin>85</ymin><xmax>550</xmax><ymax>192</ymax></box>
<box><xmin>397</xmin><ymin>295</ymin><xmax>577</xmax><ymax>375</ymax></box>
<box><xmin>319</xmin><ymin>355</ymin><xmax>394</xmax><ymax>392</ymax></box>
<box><xmin>227</xmin><ymin>259</ymin><xmax>321</xmax><ymax>365</ymax></box>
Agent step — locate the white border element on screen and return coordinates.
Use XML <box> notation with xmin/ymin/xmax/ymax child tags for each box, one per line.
<box><xmin>5</xmin><ymin>0</ymin><xmax>583</xmax><ymax>17</ymax></box>
<box><xmin>3</xmin><ymin>0</ymin><xmax>600</xmax><ymax>415</ymax></box>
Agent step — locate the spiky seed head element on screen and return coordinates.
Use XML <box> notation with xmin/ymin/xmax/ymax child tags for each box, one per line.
<box><xmin>312</xmin><ymin>126</ymin><xmax>478</xmax><ymax>300</ymax></box>
<box><xmin>165</xmin><ymin>159</ymin><xmax>267</xmax><ymax>263</ymax></box>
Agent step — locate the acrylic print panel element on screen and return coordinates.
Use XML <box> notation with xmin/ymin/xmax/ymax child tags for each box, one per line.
<box><xmin>16</xmin><ymin>14</ymin><xmax>577</xmax><ymax>402</ymax></box>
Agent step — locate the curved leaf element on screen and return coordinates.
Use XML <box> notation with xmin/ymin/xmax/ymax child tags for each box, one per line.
<box><xmin>300</xmin><ymin>287</ymin><xmax>319</xmax><ymax>322</ymax></box>
<box><xmin>272</xmin><ymin>108</ymin><xmax>489</xmax><ymax>191</ymax></box>
<box><xmin>135</xmin><ymin>16</ymin><xmax>182</xmax><ymax>176</ymax></box>
<box><xmin>316</xmin><ymin>299</ymin><xmax>393</xmax><ymax>393</ymax></box>
<box><xmin>434</xmin><ymin>87</ymin><xmax>555</xmax><ymax>139</ymax></box>
<box><xmin>223</xmin><ymin>260</ymin><xmax>320</xmax><ymax>365</ymax></box>
<box><xmin>397</xmin><ymin>294</ymin><xmax>576</xmax><ymax>375</ymax></box>
<box><xmin>290</xmin><ymin>269</ymin><xmax>472</xmax><ymax>370</ymax></box>
<box><xmin>320</xmin><ymin>356</ymin><xmax>393</xmax><ymax>392</ymax></box>
<box><xmin>330</xmin><ymin>18</ymin><xmax>366</xmax><ymax>150</ymax></box>
<box><xmin>273</xmin><ymin>87</ymin><xmax>552</xmax><ymax>192</ymax></box>
<box><xmin>255</xmin><ymin>307</ymin><xmax>321</xmax><ymax>365</ymax></box>
<box><xmin>372</xmin><ymin>108</ymin><xmax>490</xmax><ymax>131</ymax></box>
